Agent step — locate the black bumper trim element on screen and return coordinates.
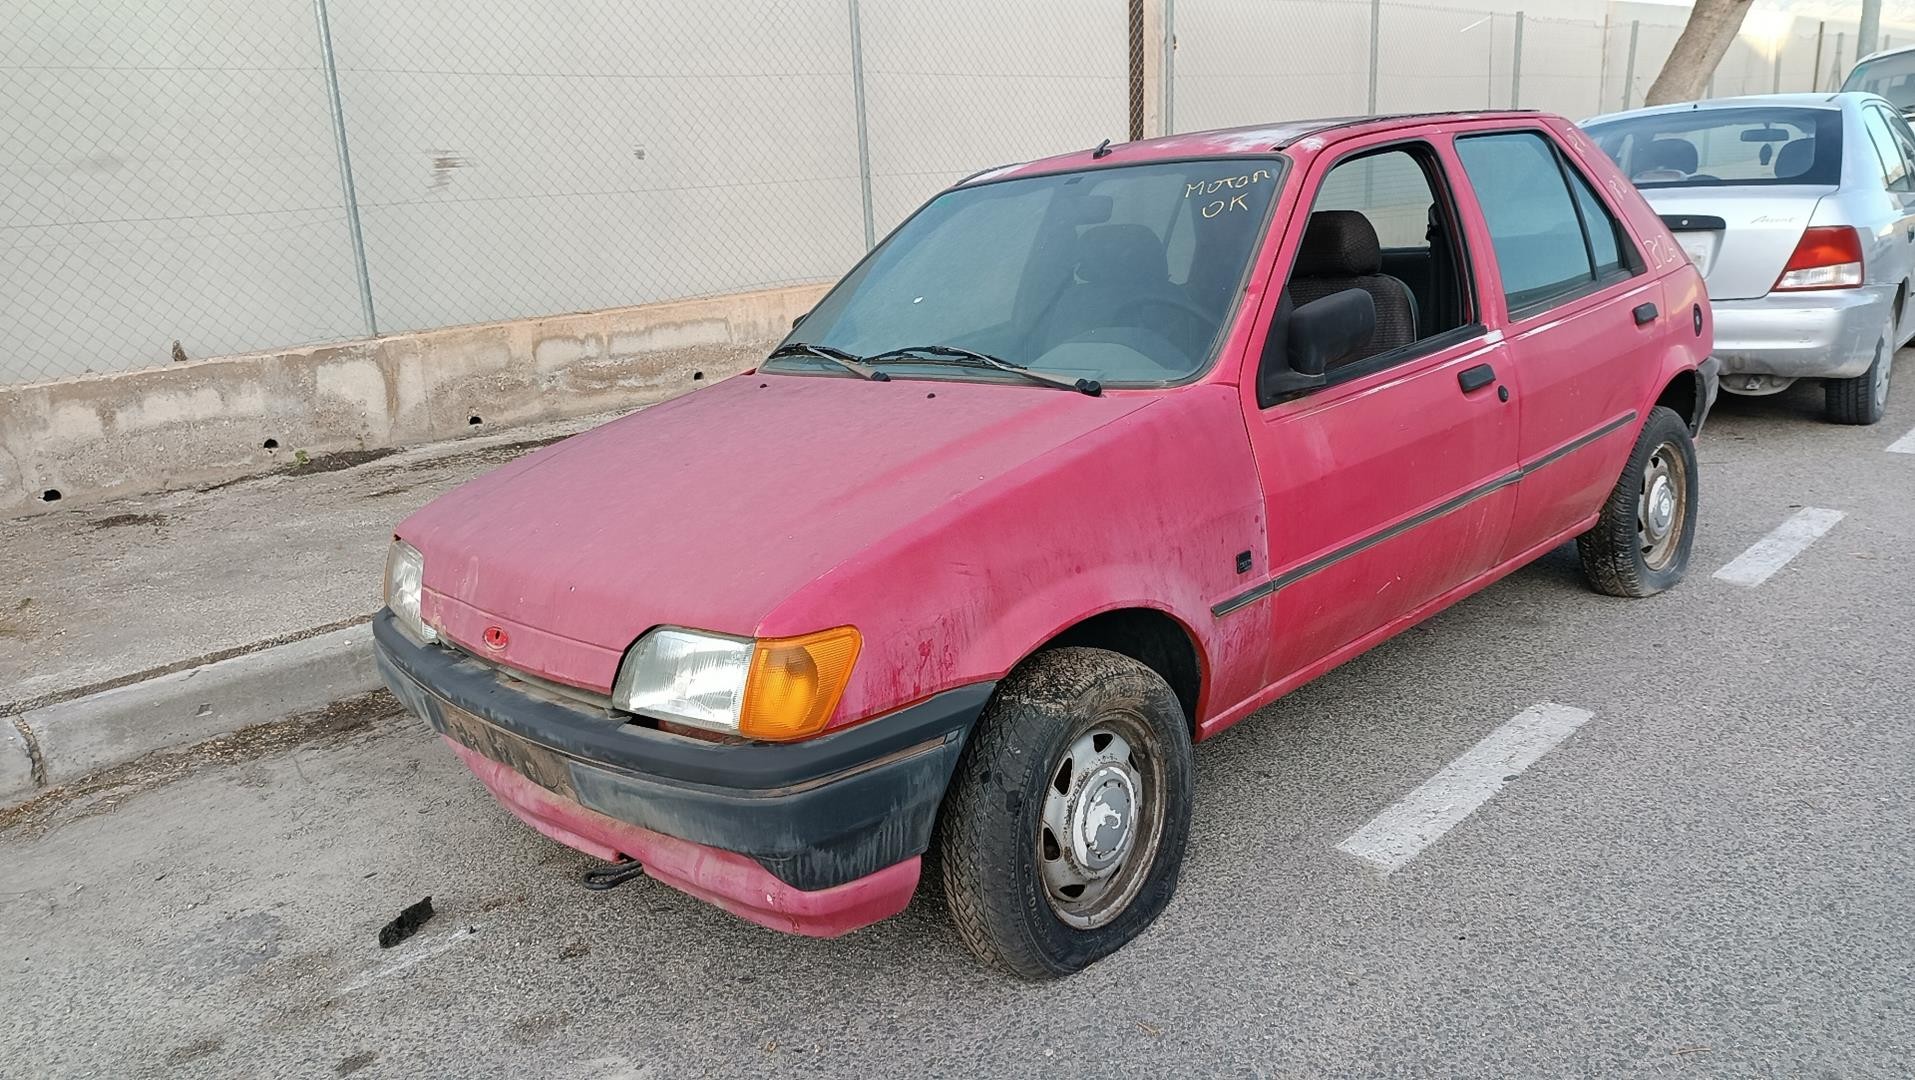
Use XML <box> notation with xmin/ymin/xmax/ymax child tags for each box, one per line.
<box><xmin>372</xmin><ymin>610</ymin><xmax>995</xmax><ymax>890</ymax></box>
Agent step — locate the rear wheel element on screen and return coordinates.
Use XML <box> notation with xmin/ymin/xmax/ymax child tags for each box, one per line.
<box><xmin>1577</xmin><ymin>406</ymin><xmax>1698</xmax><ymax>598</ymax></box>
<box><xmin>1825</xmin><ymin>319</ymin><xmax>1894</xmax><ymax>426</ymax></box>
<box><xmin>938</xmin><ymin>647</ymin><xmax>1193</xmax><ymax>980</ymax></box>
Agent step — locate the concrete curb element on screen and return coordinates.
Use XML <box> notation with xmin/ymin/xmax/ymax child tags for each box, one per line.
<box><xmin>4</xmin><ymin>622</ymin><xmax>381</xmax><ymax>806</ymax></box>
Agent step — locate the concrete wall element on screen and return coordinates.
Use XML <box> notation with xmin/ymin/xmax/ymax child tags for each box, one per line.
<box><xmin>2</xmin><ymin>0</ymin><xmax>1125</xmax><ymax>386</ymax></box>
<box><xmin>0</xmin><ymin>283</ymin><xmax>827</xmax><ymax>517</ymax></box>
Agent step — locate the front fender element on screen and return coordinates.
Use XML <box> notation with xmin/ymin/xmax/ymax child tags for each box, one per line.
<box><xmin>760</xmin><ymin>383</ymin><xmax>1270</xmax><ymax>732</ymax></box>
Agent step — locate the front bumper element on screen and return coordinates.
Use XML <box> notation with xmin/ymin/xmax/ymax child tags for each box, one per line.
<box><xmin>372</xmin><ymin>610</ymin><xmax>993</xmax><ymax>937</ymax></box>
<box><xmin>1710</xmin><ymin>288</ymin><xmax>1894</xmax><ymax>382</ymax></box>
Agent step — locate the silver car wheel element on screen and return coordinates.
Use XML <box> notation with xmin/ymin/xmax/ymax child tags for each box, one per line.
<box><xmin>1874</xmin><ymin>339</ymin><xmax>1894</xmax><ymax>413</ymax></box>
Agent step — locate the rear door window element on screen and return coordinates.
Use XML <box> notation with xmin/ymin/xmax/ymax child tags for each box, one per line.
<box><xmin>1455</xmin><ymin>132</ymin><xmax>1595</xmax><ymax>312</ymax></box>
<box><xmin>1862</xmin><ymin>106</ymin><xmax>1915</xmax><ymax>192</ymax></box>
<box><xmin>1884</xmin><ymin>108</ymin><xmax>1915</xmax><ymax>180</ymax></box>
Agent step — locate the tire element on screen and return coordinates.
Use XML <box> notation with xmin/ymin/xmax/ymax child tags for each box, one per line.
<box><xmin>1577</xmin><ymin>405</ymin><xmax>1699</xmax><ymax>598</ymax></box>
<box><xmin>938</xmin><ymin>647</ymin><xmax>1194</xmax><ymax>980</ymax></box>
<box><xmin>1825</xmin><ymin>319</ymin><xmax>1894</xmax><ymax>426</ymax></box>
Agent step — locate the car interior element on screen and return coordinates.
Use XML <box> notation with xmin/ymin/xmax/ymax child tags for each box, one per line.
<box><xmin>1627</xmin><ymin>133</ymin><xmax>1819</xmax><ymax>183</ymax></box>
<box><xmin>788</xmin><ymin>153</ymin><xmax>1473</xmax><ymax>388</ymax></box>
<box><xmin>1274</xmin><ymin>145</ymin><xmax>1473</xmax><ymax>374</ymax></box>
<box><xmin>799</xmin><ymin>163</ymin><xmax>1282</xmax><ymax>384</ymax></box>
<box><xmin>1584</xmin><ymin>109</ymin><xmax>1840</xmax><ymax>186</ymax></box>
<box><xmin>1019</xmin><ymin>173</ymin><xmax>1275</xmax><ymax>377</ymax></box>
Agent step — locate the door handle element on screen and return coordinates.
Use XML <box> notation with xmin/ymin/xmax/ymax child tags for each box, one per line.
<box><xmin>1633</xmin><ymin>302</ymin><xmax>1659</xmax><ymax>325</ymax></box>
<box><xmin>1458</xmin><ymin>364</ymin><xmax>1497</xmax><ymax>393</ymax></box>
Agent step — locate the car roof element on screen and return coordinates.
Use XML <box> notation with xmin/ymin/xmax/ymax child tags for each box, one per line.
<box><xmin>962</xmin><ymin>110</ymin><xmax>1546</xmax><ymax>185</ymax></box>
<box><xmin>1852</xmin><ymin>43</ymin><xmax>1915</xmax><ymax>68</ymax></box>
<box><xmin>1585</xmin><ymin>93</ymin><xmax>1853</xmax><ymax>127</ymax></box>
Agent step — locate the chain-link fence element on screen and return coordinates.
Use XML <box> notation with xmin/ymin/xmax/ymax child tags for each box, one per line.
<box><xmin>3</xmin><ymin>0</ymin><xmax>1123</xmax><ymax>385</ymax></box>
<box><xmin>1169</xmin><ymin>1</ymin><xmax>1867</xmax><ymax>132</ymax></box>
<box><xmin>2</xmin><ymin>0</ymin><xmax>1906</xmax><ymax>386</ymax></box>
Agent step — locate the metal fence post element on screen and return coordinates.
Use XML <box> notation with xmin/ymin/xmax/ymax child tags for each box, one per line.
<box><xmin>1511</xmin><ymin>11</ymin><xmax>1524</xmax><ymax>109</ymax></box>
<box><xmin>1834</xmin><ymin>31</ymin><xmax>1846</xmax><ymax>90</ymax></box>
<box><xmin>1813</xmin><ymin>22</ymin><xmax>1826</xmax><ymax>91</ymax></box>
<box><xmin>1484</xmin><ymin>15</ymin><xmax>1494</xmax><ymax>108</ymax></box>
<box><xmin>848</xmin><ymin>0</ymin><xmax>875</xmax><ymax>251</ymax></box>
<box><xmin>312</xmin><ymin>0</ymin><xmax>376</xmax><ymax>338</ymax></box>
<box><xmin>1623</xmin><ymin>20</ymin><xmax>1639</xmax><ymax>110</ymax></box>
<box><xmin>1367</xmin><ymin>0</ymin><xmax>1381</xmax><ymax>113</ymax></box>
<box><xmin>1163</xmin><ymin>0</ymin><xmax>1176</xmax><ymax>135</ymax></box>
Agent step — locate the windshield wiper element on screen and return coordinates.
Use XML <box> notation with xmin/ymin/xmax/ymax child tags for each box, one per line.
<box><xmin>766</xmin><ymin>342</ymin><xmax>890</xmax><ymax>381</ymax></box>
<box><xmin>862</xmin><ymin>344</ymin><xmax>1102</xmax><ymax>396</ymax></box>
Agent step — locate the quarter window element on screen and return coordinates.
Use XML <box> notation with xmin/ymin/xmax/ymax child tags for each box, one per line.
<box><xmin>1455</xmin><ymin>131</ymin><xmax>1639</xmax><ymax>314</ymax></box>
<box><xmin>1567</xmin><ymin>168</ymin><xmax>1625</xmax><ymax>275</ymax></box>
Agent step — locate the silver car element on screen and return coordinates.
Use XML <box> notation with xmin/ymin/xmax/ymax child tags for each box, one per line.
<box><xmin>1842</xmin><ymin>46</ymin><xmax>1915</xmax><ymax>117</ymax></box>
<box><xmin>1583</xmin><ymin>93</ymin><xmax>1910</xmax><ymax>425</ymax></box>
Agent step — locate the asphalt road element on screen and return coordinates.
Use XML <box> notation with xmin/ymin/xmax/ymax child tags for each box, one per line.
<box><xmin>4</xmin><ymin>372</ymin><xmax>1912</xmax><ymax>1079</ymax></box>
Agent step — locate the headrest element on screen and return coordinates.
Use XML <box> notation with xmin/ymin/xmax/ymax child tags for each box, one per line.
<box><xmin>1294</xmin><ymin>210</ymin><xmax>1382</xmax><ymax>277</ymax></box>
<box><xmin>1638</xmin><ymin>137</ymin><xmax>1699</xmax><ymax>175</ymax></box>
<box><xmin>1774</xmin><ymin>137</ymin><xmax>1816</xmax><ymax>179</ymax></box>
<box><xmin>1074</xmin><ymin>224</ymin><xmax>1170</xmax><ymax>287</ymax></box>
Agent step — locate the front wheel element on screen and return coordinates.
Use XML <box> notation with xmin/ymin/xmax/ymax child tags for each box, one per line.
<box><xmin>938</xmin><ymin>647</ymin><xmax>1193</xmax><ymax>979</ymax></box>
<box><xmin>1577</xmin><ymin>405</ymin><xmax>1699</xmax><ymax>598</ymax></box>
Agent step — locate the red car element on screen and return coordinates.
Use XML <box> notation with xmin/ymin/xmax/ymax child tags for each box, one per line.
<box><xmin>375</xmin><ymin>111</ymin><xmax>1718</xmax><ymax>979</ymax></box>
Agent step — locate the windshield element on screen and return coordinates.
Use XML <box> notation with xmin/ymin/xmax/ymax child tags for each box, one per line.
<box><xmin>768</xmin><ymin>158</ymin><xmax>1284</xmax><ymax>387</ymax></box>
<box><xmin>1844</xmin><ymin>52</ymin><xmax>1915</xmax><ymax>110</ymax></box>
<box><xmin>1584</xmin><ymin>107</ymin><xmax>1842</xmax><ymax>188</ymax></box>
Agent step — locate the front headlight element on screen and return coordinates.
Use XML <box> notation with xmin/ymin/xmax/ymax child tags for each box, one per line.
<box><xmin>383</xmin><ymin>539</ymin><xmax>435</xmax><ymax>643</ymax></box>
<box><xmin>613</xmin><ymin>628</ymin><xmax>754</xmax><ymax>732</ymax></box>
<box><xmin>613</xmin><ymin>625</ymin><xmax>861</xmax><ymax>742</ymax></box>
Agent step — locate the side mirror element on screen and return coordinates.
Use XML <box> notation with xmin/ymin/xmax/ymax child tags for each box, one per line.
<box><xmin>1258</xmin><ymin>288</ymin><xmax>1375</xmax><ymax>403</ymax></box>
<box><xmin>791</xmin><ymin>311</ymin><xmax>809</xmax><ymax>329</ymax></box>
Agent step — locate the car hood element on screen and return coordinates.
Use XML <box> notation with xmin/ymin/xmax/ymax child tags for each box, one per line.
<box><xmin>399</xmin><ymin>371</ymin><xmax>1155</xmax><ymax>691</ymax></box>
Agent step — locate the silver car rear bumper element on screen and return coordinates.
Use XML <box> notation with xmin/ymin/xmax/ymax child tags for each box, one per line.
<box><xmin>1710</xmin><ymin>286</ymin><xmax>1894</xmax><ymax>384</ymax></box>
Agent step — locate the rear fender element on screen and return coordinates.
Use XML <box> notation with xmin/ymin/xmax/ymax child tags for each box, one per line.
<box><xmin>1652</xmin><ymin>271</ymin><xmax>1714</xmax><ymax>433</ymax></box>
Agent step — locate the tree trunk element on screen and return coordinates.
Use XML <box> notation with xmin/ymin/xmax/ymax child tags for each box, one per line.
<box><xmin>1643</xmin><ymin>0</ymin><xmax>1756</xmax><ymax>106</ymax></box>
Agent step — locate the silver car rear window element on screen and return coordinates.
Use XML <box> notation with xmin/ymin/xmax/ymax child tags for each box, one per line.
<box><xmin>1584</xmin><ymin>107</ymin><xmax>1843</xmax><ymax>188</ymax></box>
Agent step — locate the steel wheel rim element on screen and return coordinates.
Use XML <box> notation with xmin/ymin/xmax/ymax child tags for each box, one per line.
<box><xmin>1637</xmin><ymin>440</ymin><xmax>1688</xmax><ymax>572</ymax></box>
<box><xmin>1036</xmin><ymin>712</ymin><xmax>1164</xmax><ymax>930</ymax></box>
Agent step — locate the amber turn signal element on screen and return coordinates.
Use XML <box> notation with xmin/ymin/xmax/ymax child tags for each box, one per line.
<box><xmin>738</xmin><ymin>626</ymin><xmax>862</xmax><ymax>741</ymax></box>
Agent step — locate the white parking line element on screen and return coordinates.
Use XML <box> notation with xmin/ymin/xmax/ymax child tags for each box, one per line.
<box><xmin>1712</xmin><ymin>507</ymin><xmax>1846</xmax><ymax>587</ymax></box>
<box><xmin>1336</xmin><ymin>703</ymin><xmax>1595</xmax><ymax>873</ymax></box>
<box><xmin>1888</xmin><ymin>425</ymin><xmax>1915</xmax><ymax>454</ymax></box>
